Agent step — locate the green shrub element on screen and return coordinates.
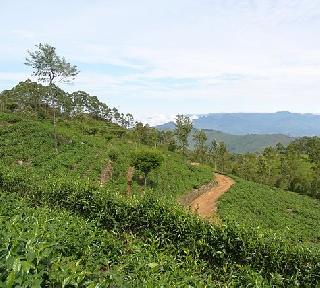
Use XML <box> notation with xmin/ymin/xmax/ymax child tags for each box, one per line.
<box><xmin>132</xmin><ymin>149</ymin><xmax>164</xmax><ymax>186</ymax></box>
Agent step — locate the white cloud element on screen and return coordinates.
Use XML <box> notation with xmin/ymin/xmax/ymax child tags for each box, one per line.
<box><xmin>137</xmin><ymin>113</ymin><xmax>176</xmax><ymax>126</ymax></box>
<box><xmin>0</xmin><ymin>72</ymin><xmax>28</xmax><ymax>81</ymax></box>
<box><xmin>1</xmin><ymin>0</ymin><xmax>320</xmax><ymax>124</ymax></box>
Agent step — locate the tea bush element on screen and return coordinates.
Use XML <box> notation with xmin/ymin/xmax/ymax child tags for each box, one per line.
<box><xmin>1</xmin><ymin>168</ymin><xmax>319</xmax><ymax>286</ymax></box>
<box><xmin>218</xmin><ymin>177</ymin><xmax>320</xmax><ymax>247</ymax></box>
<box><xmin>1</xmin><ymin>112</ymin><xmax>320</xmax><ymax>286</ymax></box>
<box><xmin>0</xmin><ymin>192</ymin><xmax>227</xmax><ymax>287</ymax></box>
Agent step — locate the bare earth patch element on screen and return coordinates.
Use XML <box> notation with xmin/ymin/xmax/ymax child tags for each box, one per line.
<box><xmin>189</xmin><ymin>174</ymin><xmax>235</xmax><ymax>220</ymax></box>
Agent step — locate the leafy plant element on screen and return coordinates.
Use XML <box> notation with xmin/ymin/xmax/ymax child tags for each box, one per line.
<box><xmin>132</xmin><ymin>149</ymin><xmax>164</xmax><ymax>186</ymax></box>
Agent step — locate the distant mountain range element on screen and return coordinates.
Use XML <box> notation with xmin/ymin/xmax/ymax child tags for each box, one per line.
<box><xmin>157</xmin><ymin>111</ymin><xmax>320</xmax><ymax>137</ymax></box>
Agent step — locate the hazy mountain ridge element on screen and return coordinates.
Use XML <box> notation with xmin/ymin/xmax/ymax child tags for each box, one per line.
<box><xmin>157</xmin><ymin>111</ymin><xmax>320</xmax><ymax>137</ymax></box>
<box><xmin>190</xmin><ymin>111</ymin><xmax>320</xmax><ymax>136</ymax></box>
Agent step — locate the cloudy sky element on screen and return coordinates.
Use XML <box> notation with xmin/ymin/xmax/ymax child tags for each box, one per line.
<box><xmin>1</xmin><ymin>0</ymin><xmax>320</xmax><ymax>124</ymax></box>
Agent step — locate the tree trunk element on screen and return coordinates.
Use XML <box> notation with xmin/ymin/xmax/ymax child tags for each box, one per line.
<box><xmin>50</xmin><ymin>83</ymin><xmax>58</xmax><ymax>153</ymax></box>
<box><xmin>126</xmin><ymin>166</ymin><xmax>134</xmax><ymax>197</ymax></box>
<box><xmin>144</xmin><ymin>174</ymin><xmax>147</xmax><ymax>187</ymax></box>
<box><xmin>53</xmin><ymin>105</ymin><xmax>58</xmax><ymax>153</ymax></box>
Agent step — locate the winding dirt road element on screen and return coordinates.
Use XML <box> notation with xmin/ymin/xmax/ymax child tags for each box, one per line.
<box><xmin>190</xmin><ymin>174</ymin><xmax>235</xmax><ymax>219</ymax></box>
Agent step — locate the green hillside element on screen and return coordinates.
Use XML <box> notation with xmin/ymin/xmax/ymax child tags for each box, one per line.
<box><xmin>0</xmin><ymin>79</ymin><xmax>319</xmax><ymax>287</ymax></box>
<box><xmin>218</xmin><ymin>177</ymin><xmax>320</xmax><ymax>248</ymax></box>
<box><xmin>0</xmin><ymin>192</ymin><xmax>220</xmax><ymax>287</ymax></box>
<box><xmin>199</xmin><ymin>129</ymin><xmax>294</xmax><ymax>153</ymax></box>
<box><xmin>1</xmin><ymin>111</ymin><xmax>320</xmax><ymax>286</ymax></box>
<box><xmin>1</xmin><ymin>13</ymin><xmax>320</xmax><ymax>288</ymax></box>
<box><xmin>0</xmin><ymin>112</ymin><xmax>212</xmax><ymax>200</ymax></box>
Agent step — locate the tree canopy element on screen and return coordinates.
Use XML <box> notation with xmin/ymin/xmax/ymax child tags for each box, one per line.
<box><xmin>25</xmin><ymin>43</ymin><xmax>79</xmax><ymax>85</ymax></box>
<box><xmin>131</xmin><ymin>149</ymin><xmax>164</xmax><ymax>186</ymax></box>
<box><xmin>174</xmin><ymin>114</ymin><xmax>193</xmax><ymax>154</ymax></box>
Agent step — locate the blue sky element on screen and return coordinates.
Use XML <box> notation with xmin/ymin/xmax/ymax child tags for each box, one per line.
<box><xmin>1</xmin><ymin>0</ymin><xmax>320</xmax><ymax>124</ymax></box>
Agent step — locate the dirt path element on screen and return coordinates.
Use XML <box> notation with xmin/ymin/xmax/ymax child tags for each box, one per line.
<box><xmin>190</xmin><ymin>174</ymin><xmax>235</xmax><ymax>219</ymax></box>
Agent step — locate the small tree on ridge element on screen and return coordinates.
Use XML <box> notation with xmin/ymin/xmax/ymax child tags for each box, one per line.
<box><xmin>25</xmin><ymin>43</ymin><xmax>79</xmax><ymax>152</ymax></box>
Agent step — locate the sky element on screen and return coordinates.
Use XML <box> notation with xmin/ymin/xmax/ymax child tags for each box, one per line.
<box><xmin>1</xmin><ymin>0</ymin><xmax>320</xmax><ymax>125</ymax></box>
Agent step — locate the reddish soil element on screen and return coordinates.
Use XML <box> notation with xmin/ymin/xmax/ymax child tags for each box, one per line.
<box><xmin>190</xmin><ymin>174</ymin><xmax>235</xmax><ymax>219</ymax></box>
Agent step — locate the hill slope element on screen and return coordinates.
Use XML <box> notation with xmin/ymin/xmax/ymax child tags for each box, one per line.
<box><xmin>1</xmin><ymin>112</ymin><xmax>320</xmax><ymax>286</ymax></box>
<box><xmin>0</xmin><ymin>112</ymin><xmax>212</xmax><ymax>200</ymax></box>
<box><xmin>0</xmin><ymin>192</ymin><xmax>219</xmax><ymax>287</ymax></box>
<box><xmin>218</xmin><ymin>177</ymin><xmax>320</xmax><ymax>247</ymax></box>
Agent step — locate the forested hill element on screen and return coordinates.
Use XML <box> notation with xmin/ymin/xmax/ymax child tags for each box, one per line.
<box><xmin>196</xmin><ymin>129</ymin><xmax>294</xmax><ymax>153</ymax></box>
<box><xmin>157</xmin><ymin>123</ymin><xmax>294</xmax><ymax>153</ymax></box>
<box><xmin>157</xmin><ymin>111</ymin><xmax>320</xmax><ymax>136</ymax></box>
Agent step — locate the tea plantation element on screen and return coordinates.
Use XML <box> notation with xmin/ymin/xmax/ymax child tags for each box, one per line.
<box><xmin>1</xmin><ymin>112</ymin><xmax>320</xmax><ymax>287</ymax></box>
<box><xmin>218</xmin><ymin>177</ymin><xmax>320</xmax><ymax>248</ymax></box>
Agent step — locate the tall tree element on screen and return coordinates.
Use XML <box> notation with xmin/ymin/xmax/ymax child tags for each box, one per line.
<box><xmin>216</xmin><ymin>142</ymin><xmax>228</xmax><ymax>172</ymax></box>
<box><xmin>25</xmin><ymin>43</ymin><xmax>79</xmax><ymax>152</ymax></box>
<box><xmin>208</xmin><ymin>139</ymin><xmax>218</xmax><ymax>169</ymax></box>
<box><xmin>174</xmin><ymin>114</ymin><xmax>193</xmax><ymax>154</ymax></box>
<box><xmin>133</xmin><ymin>122</ymin><xmax>149</xmax><ymax>145</ymax></box>
<box><xmin>193</xmin><ymin>129</ymin><xmax>207</xmax><ymax>163</ymax></box>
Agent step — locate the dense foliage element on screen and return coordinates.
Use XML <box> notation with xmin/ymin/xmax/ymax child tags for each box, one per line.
<box><xmin>131</xmin><ymin>149</ymin><xmax>164</xmax><ymax>186</ymax></box>
<box><xmin>0</xmin><ymin>80</ymin><xmax>134</xmax><ymax>128</ymax></box>
<box><xmin>226</xmin><ymin>139</ymin><xmax>320</xmax><ymax>199</ymax></box>
<box><xmin>1</xmin><ymin>169</ymin><xmax>319</xmax><ymax>286</ymax></box>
